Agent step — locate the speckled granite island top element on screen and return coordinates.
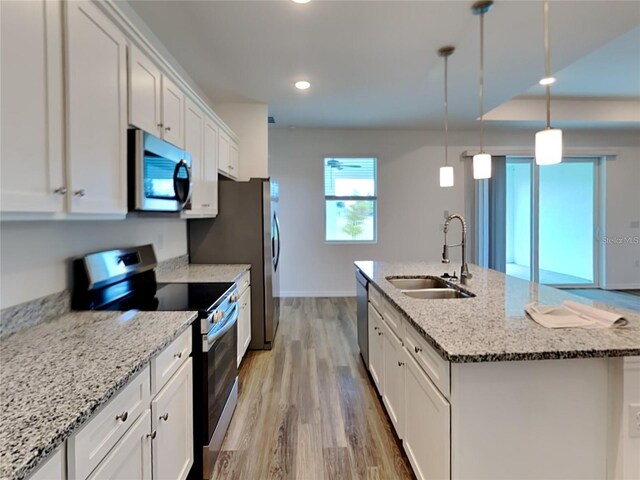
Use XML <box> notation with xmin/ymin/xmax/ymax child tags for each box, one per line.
<box><xmin>156</xmin><ymin>263</ymin><xmax>250</xmax><ymax>283</ymax></box>
<box><xmin>0</xmin><ymin>310</ymin><xmax>197</xmax><ymax>480</ymax></box>
<box><xmin>355</xmin><ymin>261</ymin><xmax>640</xmax><ymax>363</ymax></box>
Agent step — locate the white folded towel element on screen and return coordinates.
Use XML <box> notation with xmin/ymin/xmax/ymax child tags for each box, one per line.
<box><xmin>525</xmin><ymin>300</ymin><xmax>628</xmax><ymax>329</ymax></box>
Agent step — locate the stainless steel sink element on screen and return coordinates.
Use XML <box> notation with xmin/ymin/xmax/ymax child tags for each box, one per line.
<box><xmin>401</xmin><ymin>288</ymin><xmax>473</xmax><ymax>300</ymax></box>
<box><xmin>386</xmin><ymin>276</ymin><xmax>450</xmax><ymax>290</ymax></box>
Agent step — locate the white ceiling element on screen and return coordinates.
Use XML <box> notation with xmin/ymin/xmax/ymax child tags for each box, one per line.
<box><xmin>128</xmin><ymin>0</ymin><xmax>640</xmax><ymax>129</ymax></box>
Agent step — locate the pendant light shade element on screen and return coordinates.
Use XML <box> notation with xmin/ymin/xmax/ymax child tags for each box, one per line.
<box><xmin>438</xmin><ymin>45</ymin><xmax>455</xmax><ymax>188</ymax></box>
<box><xmin>535</xmin><ymin>128</ymin><xmax>563</xmax><ymax>165</ymax></box>
<box><xmin>472</xmin><ymin>0</ymin><xmax>493</xmax><ymax>180</ymax></box>
<box><xmin>535</xmin><ymin>1</ymin><xmax>563</xmax><ymax>166</ymax></box>
<box><xmin>473</xmin><ymin>153</ymin><xmax>492</xmax><ymax>179</ymax></box>
<box><xmin>440</xmin><ymin>166</ymin><xmax>454</xmax><ymax>187</ymax></box>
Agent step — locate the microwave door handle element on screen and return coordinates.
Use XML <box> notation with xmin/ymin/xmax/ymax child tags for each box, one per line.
<box><xmin>173</xmin><ymin>159</ymin><xmax>192</xmax><ymax>207</ymax></box>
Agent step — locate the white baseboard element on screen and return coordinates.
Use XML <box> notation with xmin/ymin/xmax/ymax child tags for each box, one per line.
<box><xmin>602</xmin><ymin>283</ymin><xmax>640</xmax><ymax>290</ymax></box>
<box><xmin>279</xmin><ymin>290</ymin><xmax>356</xmax><ymax>298</ymax></box>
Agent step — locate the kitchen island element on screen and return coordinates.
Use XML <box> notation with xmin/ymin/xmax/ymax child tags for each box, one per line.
<box><xmin>355</xmin><ymin>261</ymin><xmax>640</xmax><ymax>480</ymax></box>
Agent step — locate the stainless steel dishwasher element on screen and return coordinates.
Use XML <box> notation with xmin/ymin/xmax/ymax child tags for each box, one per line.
<box><xmin>356</xmin><ymin>269</ymin><xmax>369</xmax><ymax>365</ymax></box>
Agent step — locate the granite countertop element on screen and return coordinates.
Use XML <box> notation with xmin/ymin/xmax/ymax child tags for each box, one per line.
<box><xmin>0</xmin><ymin>309</ymin><xmax>197</xmax><ymax>480</ymax></box>
<box><xmin>156</xmin><ymin>263</ymin><xmax>251</xmax><ymax>284</ymax></box>
<box><xmin>355</xmin><ymin>261</ymin><xmax>640</xmax><ymax>363</ymax></box>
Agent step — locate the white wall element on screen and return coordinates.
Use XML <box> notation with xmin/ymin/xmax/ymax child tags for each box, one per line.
<box><xmin>214</xmin><ymin>103</ymin><xmax>269</xmax><ymax>181</ymax></box>
<box><xmin>0</xmin><ymin>219</ymin><xmax>187</xmax><ymax>308</ymax></box>
<box><xmin>270</xmin><ymin>127</ymin><xmax>640</xmax><ymax>296</ymax></box>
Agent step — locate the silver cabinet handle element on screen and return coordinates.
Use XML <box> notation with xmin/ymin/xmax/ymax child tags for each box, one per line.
<box><xmin>54</xmin><ymin>187</ymin><xmax>67</xmax><ymax>195</ymax></box>
<box><xmin>373</xmin><ymin>326</ymin><xmax>379</xmax><ymax>331</ymax></box>
<box><xmin>174</xmin><ymin>351</ymin><xmax>182</xmax><ymax>359</ymax></box>
<box><xmin>415</xmin><ymin>346</ymin><xmax>422</xmax><ymax>354</ymax></box>
<box><xmin>115</xmin><ymin>411</ymin><xmax>128</xmax><ymax>422</ymax></box>
<box><xmin>157</xmin><ymin>123</ymin><xmax>163</xmax><ymax>128</ymax></box>
<box><xmin>165</xmin><ymin>126</ymin><xmax>171</xmax><ymax>132</ymax></box>
<box><xmin>147</xmin><ymin>430</ymin><xmax>157</xmax><ymax>439</ymax></box>
<box><xmin>377</xmin><ymin>331</ymin><xmax>383</xmax><ymax>336</ymax></box>
<box><xmin>202</xmin><ymin>204</ymin><xmax>210</xmax><ymax>208</ymax></box>
<box><xmin>74</xmin><ymin>189</ymin><xmax>86</xmax><ymax>197</ymax></box>
<box><xmin>398</xmin><ymin>361</ymin><xmax>405</xmax><ymax>367</ymax></box>
<box><xmin>159</xmin><ymin>413</ymin><xmax>169</xmax><ymax>422</ymax></box>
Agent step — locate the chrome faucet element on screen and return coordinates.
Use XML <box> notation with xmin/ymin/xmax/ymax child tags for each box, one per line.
<box><xmin>442</xmin><ymin>214</ymin><xmax>472</xmax><ymax>285</ymax></box>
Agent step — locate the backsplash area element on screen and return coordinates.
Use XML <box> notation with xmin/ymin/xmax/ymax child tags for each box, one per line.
<box><xmin>0</xmin><ymin>218</ymin><xmax>187</xmax><ymax>309</ymax></box>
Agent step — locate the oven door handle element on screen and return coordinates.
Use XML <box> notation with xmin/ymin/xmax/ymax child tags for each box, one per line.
<box><xmin>205</xmin><ymin>305</ymin><xmax>238</xmax><ymax>352</ymax></box>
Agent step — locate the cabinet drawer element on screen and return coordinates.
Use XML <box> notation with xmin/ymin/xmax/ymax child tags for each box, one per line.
<box><xmin>151</xmin><ymin>329</ymin><xmax>192</xmax><ymax>396</ymax></box>
<box><xmin>67</xmin><ymin>366</ymin><xmax>150</xmax><ymax>480</ymax></box>
<box><xmin>404</xmin><ymin>325</ymin><xmax>450</xmax><ymax>399</ymax></box>
<box><xmin>369</xmin><ymin>285</ymin><xmax>383</xmax><ymax>313</ymax></box>
<box><xmin>237</xmin><ymin>270</ymin><xmax>250</xmax><ymax>296</ymax></box>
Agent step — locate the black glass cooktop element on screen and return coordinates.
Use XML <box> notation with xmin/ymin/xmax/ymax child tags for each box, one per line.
<box><xmin>98</xmin><ymin>282</ymin><xmax>234</xmax><ymax>313</ymax></box>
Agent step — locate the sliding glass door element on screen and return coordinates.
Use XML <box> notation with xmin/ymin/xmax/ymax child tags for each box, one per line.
<box><xmin>504</xmin><ymin>157</ymin><xmax>598</xmax><ymax>287</ymax></box>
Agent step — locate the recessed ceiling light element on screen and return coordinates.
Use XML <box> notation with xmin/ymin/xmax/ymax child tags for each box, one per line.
<box><xmin>294</xmin><ymin>80</ymin><xmax>311</xmax><ymax>90</ymax></box>
<box><xmin>539</xmin><ymin>76</ymin><xmax>556</xmax><ymax>86</ymax></box>
<box><xmin>292</xmin><ymin>0</ymin><xmax>310</xmax><ymax>3</ymax></box>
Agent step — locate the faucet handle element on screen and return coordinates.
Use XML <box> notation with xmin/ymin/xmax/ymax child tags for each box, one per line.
<box><xmin>450</xmin><ymin>271</ymin><xmax>459</xmax><ymax>282</ymax></box>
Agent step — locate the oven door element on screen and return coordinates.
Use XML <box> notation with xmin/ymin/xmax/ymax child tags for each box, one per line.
<box><xmin>129</xmin><ymin>129</ymin><xmax>193</xmax><ymax>212</ymax></box>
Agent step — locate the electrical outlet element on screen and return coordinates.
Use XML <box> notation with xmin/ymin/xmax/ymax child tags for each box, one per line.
<box><xmin>629</xmin><ymin>404</ymin><xmax>640</xmax><ymax>438</ymax></box>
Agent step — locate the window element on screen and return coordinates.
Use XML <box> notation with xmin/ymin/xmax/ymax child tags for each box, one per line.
<box><xmin>324</xmin><ymin>157</ymin><xmax>377</xmax><ymax>242</ymax></box>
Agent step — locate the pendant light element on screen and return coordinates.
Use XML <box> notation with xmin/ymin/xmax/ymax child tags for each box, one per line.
<box><xmin>535</xmin><ymin>0</ymin><xmax>563</xmax><ymax>165</ymax></box>
<box><xmin>472</xmin><ymin>0</ymin><xmax>493</xmax><ymax>180</ymax></box>
<box><xmin>439</xmin><ymin>46</ymin><xmax>455</xmax><ymax>188</ymax></box>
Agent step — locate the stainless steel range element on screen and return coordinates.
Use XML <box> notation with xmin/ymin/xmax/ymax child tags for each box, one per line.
<box><xmin>72</xmin><ymin>244</ymin><xmax>238</xmax><ymax>479</ymax></box>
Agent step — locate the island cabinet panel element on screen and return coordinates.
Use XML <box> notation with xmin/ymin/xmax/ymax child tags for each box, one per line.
<box><xmin>381</xmin><ymin>318</ymin><xmax>405</xmax><ymax>439</ymax></box>
<box><xmin>450</xmin><ymin>358</ymin><xmax>609</xmax><ymax>480</ymax></box>
<box><xmin>86</xmin><ymin>410</ymin><xmax>151</xmax><ymax>480</ymax></box>
<box><xmin>404</xmin><ymin>348</ymin><xmax>450</xmax><ymax>480</ymax></box>
<box><xmin>30</xmin><ymin>447</ymin><xmax>66</xmax><ymax>480</ymax></box>
<box><xmin>404</xmin><ymin>323</ymin><xmax>450</xmax><ymax>399</ymax></box>
<box><xmin>0</xmin><ymin>0</ymin><xmax>65</xmax><ymax>214</ymax></box>
<box><xmin>368</xmin><ymin>303</ymin><xmax>384</xmax><ymax>394</ymax></box>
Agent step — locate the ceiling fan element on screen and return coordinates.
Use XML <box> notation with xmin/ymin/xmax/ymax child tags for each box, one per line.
<box><xmin>327</xmin><ymin>159</ymin><xmax>362</xmax><ymax>170</ymax></box>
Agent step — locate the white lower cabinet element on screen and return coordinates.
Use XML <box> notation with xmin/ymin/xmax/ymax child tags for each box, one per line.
<box><xmin>368</xmin><ymin>303</ymin><xmax>384</xmax><ymax>393</ymax></box>
<box><xmin>237</xmin><ymin>277</ymin><xmax>252</xmax><ymax>366</ymax></box>
<box><xmin>87</xmin><ymin>410</ymin><xmax>152</xmax><ymax>480</ymax></box>
<box><xmin>381</xmin><ymin>318</ymin><xmax>405</xmax><ymax>439</ymax></box>
<box><xmin>151</xmin><ymin>358</ymin><xmax>194</xmax><ymax>480</ymax></box>
<box><xmin>404</xmin><ymin>348</ymin><xmax>450</xmax><ymax>480</ymax></box>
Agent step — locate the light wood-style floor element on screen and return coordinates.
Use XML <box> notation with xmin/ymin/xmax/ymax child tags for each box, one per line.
<box><xmin>212</xmin><ymin>297</ymin><xmax>414</xmax><ymax>480</ymax></box>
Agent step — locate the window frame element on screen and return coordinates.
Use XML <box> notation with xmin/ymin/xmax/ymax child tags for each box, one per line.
<box><xmin>323</xmin><ymin>155</ymin><xmax>378</xmax><ymax>244</ymax></box>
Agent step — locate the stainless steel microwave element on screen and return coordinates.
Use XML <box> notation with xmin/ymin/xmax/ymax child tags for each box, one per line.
<box><xmin>128</xmin><ymin>129</ymin><xmax>193</xmax><ymax>212</ymax></box>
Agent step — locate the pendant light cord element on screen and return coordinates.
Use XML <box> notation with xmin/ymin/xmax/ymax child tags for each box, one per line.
<box><xmin>444</xmin><ymin>54</ymin><xmax>449</xmax><ymax>166</ymax></box>
<box><xmin>544</xmin><ymin>0</ymin><xmax>551</xmax><ymax>129</ymax></box>
<box><xmin>479</xmin><ymin>11</ymin><xmax>485</xmax><ymax>152</ymax></box>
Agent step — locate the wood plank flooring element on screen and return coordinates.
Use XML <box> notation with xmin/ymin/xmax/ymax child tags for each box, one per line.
<box><xmin>212</xmin><ymin>297</ymin><xmax>414</xmax><ymax>480</ymax></box>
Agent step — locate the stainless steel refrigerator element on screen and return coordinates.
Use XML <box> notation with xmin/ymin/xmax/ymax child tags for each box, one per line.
<box><xmin>189</xmin><ymin>178</ymin><xmax>280</xmax><ymax>350</ymax></box>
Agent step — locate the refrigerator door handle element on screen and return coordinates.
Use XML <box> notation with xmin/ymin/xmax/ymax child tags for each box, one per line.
<box><xmin>273</xmin><ymin>212</ymin><xmax>281</xmax><ymax>272</ymax></box>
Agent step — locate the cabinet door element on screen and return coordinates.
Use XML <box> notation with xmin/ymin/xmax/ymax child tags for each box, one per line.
<box><xmin>128</xmin><ymin>45</ymin><xmax>161</xmax><ymax>136</ymax></box>
<box><xmin>201</xmin><ymin>116</ymin><xmax>219</xmax><ymax>214</ymax></box>
<box><xmin>237</xmin><ymin>287</ymin><xmax>251</xmax><ymax>366</ymax></box>
<box><xmin>87</xmin><ymin>410</ymin><xmax>152</xmax><ymax>480</ymax></box>
<box><xmin>1</xmin><ymin>0</ymin><xmax>65</xmax><ymax>213</ymax></box>
<box><xmin>381</xmin><ymin>319</ymin><xmax>405</xmax><ymax>439</ymax></box>
<box><xmin>404</xmin><ymin>350</ymin><xmax>450</xmax><ymax>480</ymax></box>
<box><xmin>368</xmin><ymin>304</ymin><xmax>384</xmax><ymax>394</ymax></box>
<box><xmin>151</xmin><ymin>358</ymin><xmax>194</xmax><ymax>480</ymax></box>
<box><xmin>229</xmin><ymin>141</ymin><xmax>239</xmax><ymax>179</ymax></box>
<box><xmin>65</xmin><ymin>0</ymin><xmax>127</xmax><ymax>214</ymax></box>
<box><xmin>161</xmin><ymin>76</ymin><xmax>184</xmax><ymax>148</ymax></box>
<box><xmin>183</xmin><ymin>98</ymin><xmax>206</xmax><ymax>215</ymax></box>
<box><xmin>218</xmin><ymin>129</ymin><xmax>230</xmax><ymax>175</ymax></box>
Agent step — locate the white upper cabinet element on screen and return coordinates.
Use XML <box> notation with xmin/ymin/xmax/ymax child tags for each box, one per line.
<box><xmin>200</xmin><ymin>115</ymin><xmax>219</xmax><ymax>215</ymax></box>
<box><xmin>161</xmin><ymin>76</ymin><xmax>185</xmax><ymax>148</ymax></box>
<box><xmin>0</xmin><ymin>0</ymin><xmax>65</xmax><ymax>213</ymax></box>
<box><xmin>184</xmin><ymin>97</ymin><xmax>204</xmax><ymax>177</ymax></box>
<box><xmin>229</xmin><ymin>140</ymin><xmax>240</xmax><ymax>178</ymax></box>
<box><xmin>128</xmin><ymin>45</ymin><xmax>162</xmax><ymax>137</ymax></box>
<box><xmin>65</xmin><ymin>0</ymin><xmax>127</xmax><ymax>215</ymax></box>
<box><xmin>218</xmin><ymin>129</ymin><xmax>239</xmax><ymax>179</ymax></box>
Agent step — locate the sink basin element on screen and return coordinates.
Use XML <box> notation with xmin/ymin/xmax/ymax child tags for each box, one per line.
<box><xmin>386</xmin><ymin>276</ymin><xmax>450</xmax><ymax>290</ymax></box>
<box><xmin>401</xmin><ymin>288</ymin><xmax>473</xmax><ymax>300</ymax></box>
